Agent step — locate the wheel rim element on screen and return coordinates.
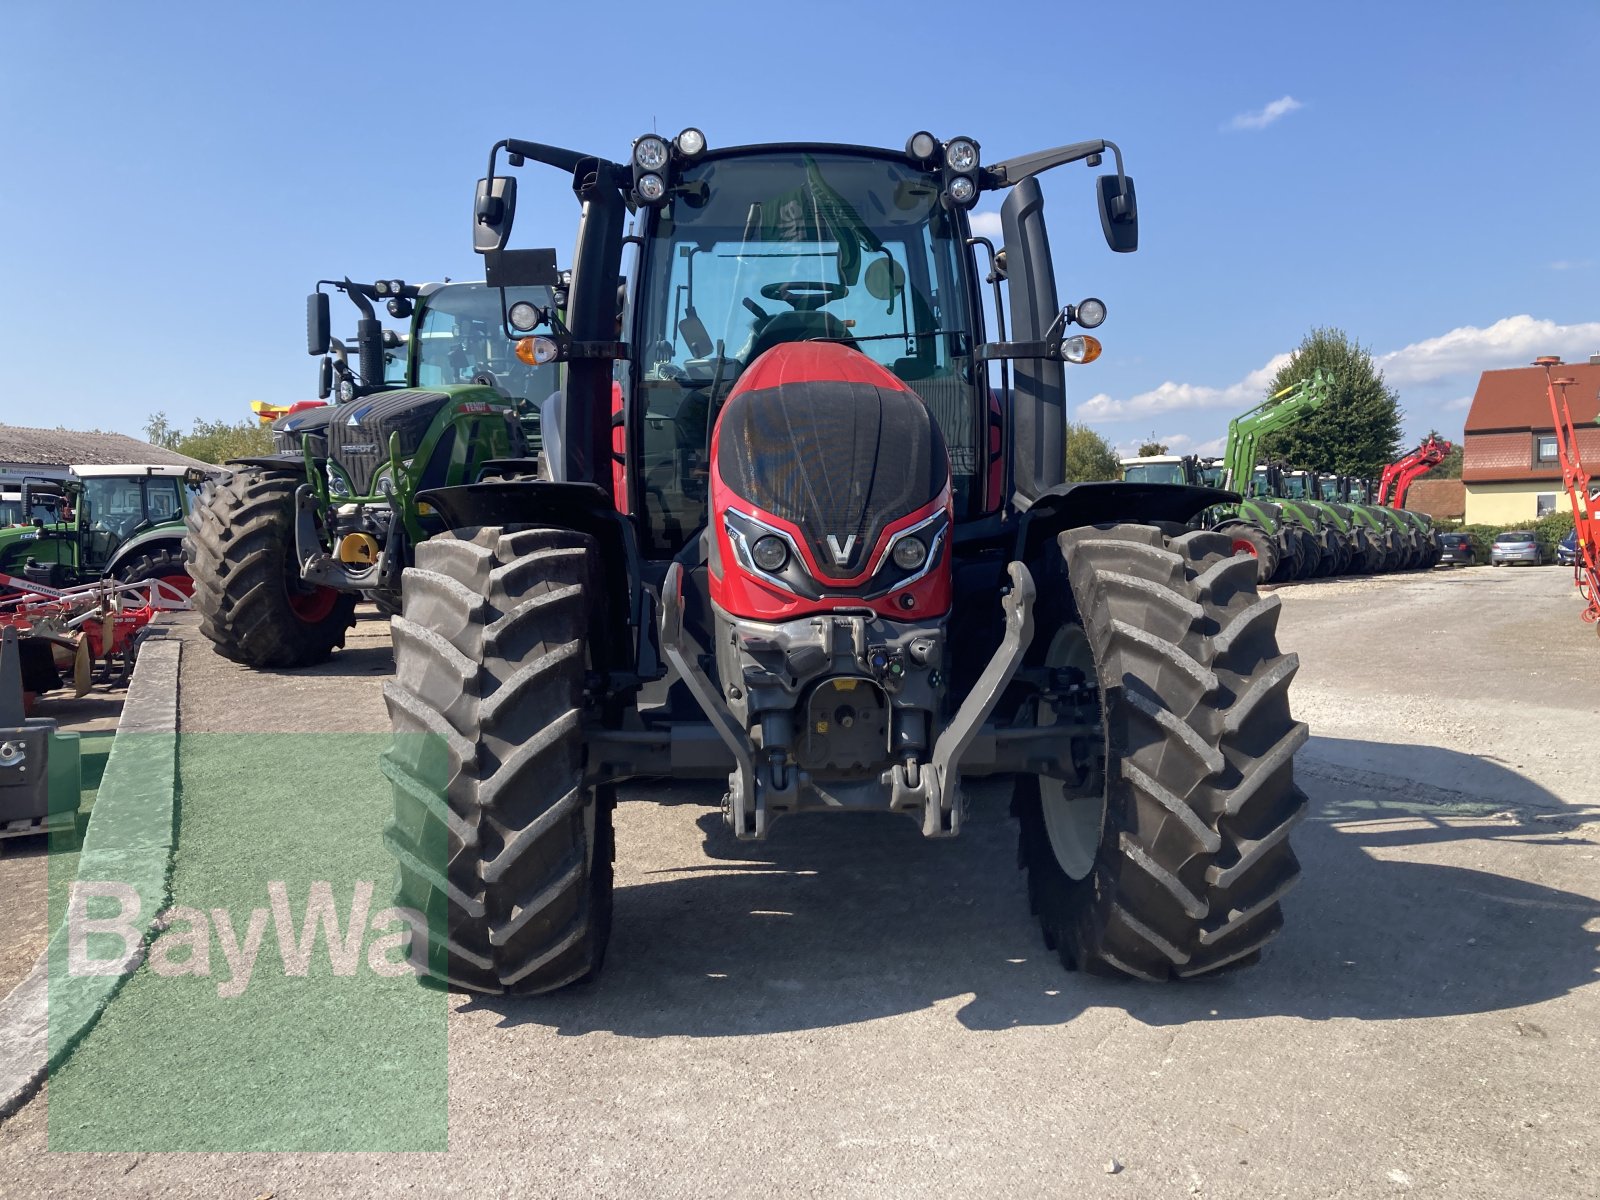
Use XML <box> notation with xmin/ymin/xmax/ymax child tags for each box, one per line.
<box><xmin>157</xmin><ymin>573</ymin><xmax>195</xmax><ymax>598</ymax></box>
<box><xmin>1230</xmin><ymin>537</ymin><xmax>1258</xmax><ymax>558</ymax></box>
<box><xmin>288</xmin><ymin>585</ymin><xmax>339</xmax><ymax>623</ymax></box>
<box><xmin>1038</xmin><ymin>624</ymin><xmax>1105</xmax><ymax>881</ymax></box>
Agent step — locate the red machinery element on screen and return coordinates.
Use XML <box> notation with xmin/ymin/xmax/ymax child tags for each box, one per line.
<box><xmin>0</xmin><ymin>573</ymin><xmax>190</xmax><ymax>700</ymax></box>
<box><xmin>1377</xmin><ymin>434</ymin><xmax>1452</xmax><ymax>508</ymax></box>
<box><xmin>1536</xmin><ymin>356</ymin><xmax>1600</xmax><ymax>628</ymax></box>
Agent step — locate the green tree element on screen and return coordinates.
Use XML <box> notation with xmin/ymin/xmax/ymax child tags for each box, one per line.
<box><xmin>1067</xmin><ymin>421</ymin><xmax>1122</xmax><ymax>482</ymax></box>
<box><xmin>1137</xmin><ymin>436</ymin><xmax>1168</xmax><ymax>456</ymax></box>
<box><xmin>1259</xmin><ymin>327</ymin><xmax>1403</xmax><ymax>477</ymax></box>
<box><xmin>145</xmin><ymin>411</ymin><xmax>272</xmax><ymax>464</ymax></box>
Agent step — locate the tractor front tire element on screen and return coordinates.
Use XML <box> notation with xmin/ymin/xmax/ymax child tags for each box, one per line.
<box><xmin>114</xmin><ymin>546</ymin><xmax>194</xmax><ymax>597</ymax></box>
<box><xmin>1015</xmin><ymin>525</ymin><xmax>1307</xmax><ymax>980</ymax></box>
<box><xmin>381</xmin><ymin>526</ymin><xmax>613</xmax><ymax>994</ymax></box>
<box><xmin>184</xmin><ymin>470</ymin><xmax>357</xmax><ymax>667</ymax></box>
<box><xmin>1217</xmin><ymin>522</ymin><xmax>1278</xmax><ymax>584</ymax></box>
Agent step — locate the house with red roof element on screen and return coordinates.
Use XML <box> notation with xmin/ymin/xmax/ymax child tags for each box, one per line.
<box><xmin>1461</xmin><ymin>358</ymin><xmax>1600</xmax><ymax>525</ymax></box>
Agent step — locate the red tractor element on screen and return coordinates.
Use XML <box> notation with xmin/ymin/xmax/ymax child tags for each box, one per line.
<box><xmin>381</xmin><ymin>130</ymin><xmax>1307</xmax><ymax>993</ymax></box>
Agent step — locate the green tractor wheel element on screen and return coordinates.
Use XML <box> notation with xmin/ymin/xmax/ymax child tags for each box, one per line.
<box><xmin>184</xmin><ymin>469</ymin><xmax>357</xmax><ymax>668</ymax></box>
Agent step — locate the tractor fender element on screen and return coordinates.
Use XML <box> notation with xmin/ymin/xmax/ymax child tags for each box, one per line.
<box><xmin>1012</xmin><ymin>481</ymin><xmax>1236</xmax><ymax>564</ymax></box>
<box><xmin>104</xmin><ymin>527</ymin><xmax>187</xmax><ymax>578</ymax></box>
<box><xmin>222</xmin><ymin>455</ymin><xmax>306</xmax><ymax>475</ymax></box>
<box><xmin>415</xmin><ymin>478</ymin><xmax>649</xmax><ymax>681</ymax></box>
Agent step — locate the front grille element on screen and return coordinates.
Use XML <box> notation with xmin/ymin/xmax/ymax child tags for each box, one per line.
<box><xmin>323</xmin><ymin>390</ymin><xmax>452</xmax><ymax>493</ymax></box>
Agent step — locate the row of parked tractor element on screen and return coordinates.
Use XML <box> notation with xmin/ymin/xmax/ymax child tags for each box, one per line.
<box><xmin>1119</xmin><ymin>370</ymin><xmax>1448</xmax><ymax>583</ymax></box>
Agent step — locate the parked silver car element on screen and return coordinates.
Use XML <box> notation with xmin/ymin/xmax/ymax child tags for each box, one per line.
<box><xmin>1490</xmin><ymin>531</ymin><xmax>1542</xmax><ymax>566</ymax></box>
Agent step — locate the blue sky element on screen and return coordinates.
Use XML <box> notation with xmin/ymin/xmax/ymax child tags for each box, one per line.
<box><xmin>2</xmin><ymin>0</ymin><xmax>1596</xmax><ymax>458</ymax></box>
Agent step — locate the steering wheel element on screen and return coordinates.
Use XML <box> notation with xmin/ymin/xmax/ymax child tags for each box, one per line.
<box><xmin>759</xmin><ymin>281</ymin><xmax>848</xmax><ymax>312</ymax></box>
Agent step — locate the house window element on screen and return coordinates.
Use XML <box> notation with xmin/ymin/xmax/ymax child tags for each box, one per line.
<box><xmin>1536</xmin><ymin>493</ymin><xmax>1557</xmax><ymax>517</ymax></box>
<box><xmin>1535</xmin><ymin>435</ymin><xmax>1558</xmax><ymax>463</ymax></box>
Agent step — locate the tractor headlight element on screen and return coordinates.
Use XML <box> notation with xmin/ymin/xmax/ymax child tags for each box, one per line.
<box><xmin>891</xmin><ymin>535</ymin><xmax>928</xmax><ymax>570</ymax></box>
<box><xmin>674</xmin><ymin>127</ymin><xmax>706</xmax><ymax>158</ymax></box>
<box><xmin>944</xmin><ymin>138</ymin><xmax>979</xmax><ymax>173</ymax></box>
<box><xmin>1073</xmin><ymin>297</ymin><xmax>1107</xmax><ymax>329</ymax></box>
<box><xmin>337</xmin><ymin>378</ymin><xmax>355</xmax><ymax>402</ymax></box>
<box><xmin>633</xmin><ymin>135</ymin><xmax>670</xmax><ymax>171</ymax></box>
<box><xmin>947</xmin><ymin>175</ymin><xmax>976</xmax><ymax>205</ymax></box>
<box><xmin>751</xmin><ymin>535</ymin><xmax>789</xmax><ymax>572</ymax></box>
<box><xmin>508</xmin><ymin>301</ymin><xmax>542</xmax><ymax>332</ymax></box>
<box><xmin>1060</xmin><ymin>335</ymin><xmax>1103</xmax><ymax>364</ymax></box>
<box><xmin>374</xmin><ymin>280</ymin><xmax>390</xmax><ymax>296</ymax></box>
<box><xmin>906</xmin><ymin>131</ymin><xmax>939</xmax><ymax>161</ymax></box>
<box><xmin>516</xmin><ymin>336</ymin><xmax>561</xmax><ymax>366</ymax></box>
<box><xmin>636</xmin><ymin>173</ymin><xmax>667</xmax><ymax>203</ymax></box>
<box><xmin>326</xmin><ymin>463</ymin><xmax>352</xmax><ymax>498</ymax></box>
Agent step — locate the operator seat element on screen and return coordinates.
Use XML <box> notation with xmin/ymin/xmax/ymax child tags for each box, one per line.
<box><xmin>745</xmin><ymin>310</ymin><xmax>857</xmax><ymax>362</ymax></box>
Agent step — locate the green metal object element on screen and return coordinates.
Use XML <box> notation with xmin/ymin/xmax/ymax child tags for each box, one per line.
<box><xmin>259</xmin><ymin>279</ymin><xmax>560</xmax><ymax>609</ymax></box>
<box><xmin>1205</xmin><ymin>370</ymin><xmax>1342</xmax><ymax>580</ymax></box>
<box><xmin>0</xmin><ymin>470</ymin><xmax>193</xmax><ymax>591</ymax></box>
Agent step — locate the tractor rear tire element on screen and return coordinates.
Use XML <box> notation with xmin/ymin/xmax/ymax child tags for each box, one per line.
<box><xmin>1291</xmin><ymin>528</ymin><xmax>1322</xmax><ymax>580</ymax></box>
<box><xmin>1015</xmin><ymin>524</ymin><xmax>1307</xmax><ymax>980</ymax></box>
<box><xmin>1217</xmin><ymin>522</ymin><xmax>1278</xmax><ymax>583</ymax></box>
<box><xmin>184</xmin><ymin>470</ymin><xmax>357</xmax><ymax>667</ymax></box>
<box><xmin>114</xmin><ymin>547</ymin><xmax>194</xmax><ymax>597</ymax></box>
<box><xmin>380</xmin><ymin>526</ymin><xmax>613</xmax><ymax>994</ymax></box>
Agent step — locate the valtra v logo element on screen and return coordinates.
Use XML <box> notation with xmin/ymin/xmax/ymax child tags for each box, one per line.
<box><xmin>825</xmin><ymin>534</ymin><xmax>856</xmax><ymax>565</ymax></box>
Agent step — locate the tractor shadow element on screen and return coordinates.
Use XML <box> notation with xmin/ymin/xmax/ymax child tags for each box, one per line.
<box><xmin>466</xmin><ymin>738</ymin><xmax>1600</xmax><ymax>1038</ymax></box>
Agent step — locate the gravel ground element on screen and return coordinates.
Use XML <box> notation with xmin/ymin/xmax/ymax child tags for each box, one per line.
<box><xmin>3</xmin><ymin>567</ymin><xmax>1597</xmax><ymax>1199</ymax></box>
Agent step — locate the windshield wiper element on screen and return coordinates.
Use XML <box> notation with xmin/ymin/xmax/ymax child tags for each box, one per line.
<box><xmin>816</xmin><ymin>329</ymin><xmax>959</xmax><ymax>345</ymax></box>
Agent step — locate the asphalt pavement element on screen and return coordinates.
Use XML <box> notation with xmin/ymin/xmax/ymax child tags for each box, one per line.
<box><xmin>2</xmin><ymin>568</ymin><xmax>1597</xmax><ymax>1199</ymax></box>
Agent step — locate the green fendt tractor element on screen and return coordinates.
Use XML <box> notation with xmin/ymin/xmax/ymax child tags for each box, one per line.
<box><xmin>1117</xmin><ymin>452</ymin><xmax>1332</xmax><ymax>581</ymax></box>
<box><xmin>185</xmin><ymin>277</ymin><xmax>559</xmax><ymax>667</ymax></box>
<box><xmin>1279</xmin><ymin>467</ymin><xmax>1374</xmax><ymax>575</ymax></box>
<box><xmin>1317</xmin><ymin>474</ymin><xmax>1406</xmax><ymax>572</ymax></box>
<box><xmin>1204</xmin><ymin>370</ymin><xmax>1340</xmax><ymax>582</ymax></box>
<box><xmin>1</xmin><ymin>468</ymin><xmax>197</xmax><ymax>595</ymax></box>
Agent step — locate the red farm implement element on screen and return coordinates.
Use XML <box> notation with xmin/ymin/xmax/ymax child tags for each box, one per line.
<box><xmin>1377</xmin><ymin>435</ymin><xmax>1452</xmax><ymax>509</ymax></box>
<box><xmin>1535</xmin><ymin>357</ymin><xmax>1600</xmax><ymax>629</ymax></box>
<box><xmin>0</xmin><ymin>572</ymin><xmax>189</xmax><ymax>702</ymax></box>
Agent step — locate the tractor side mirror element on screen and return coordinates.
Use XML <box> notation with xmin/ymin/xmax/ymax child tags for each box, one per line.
<box><xmin>307</xmin><ymin>292</ymin><xmax>330</xmax><ymax>356</ymax></box>
<box><xmin>318</xmin><ymin>357</ymin><xmax>334</xmax><ymax>401</ymax></box>
<box><xmin>474</xmin><ymin>175</ymin><xmax>518</xmax><ymax>254</ymax></box>
<box><xmin>1097</xmin><ymin>174</ymin><xmax>1139</xmax><ymax>253</ymax></box>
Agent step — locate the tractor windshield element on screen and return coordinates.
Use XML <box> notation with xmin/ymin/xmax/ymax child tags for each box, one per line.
<box><xmin>1121</xmin><ymin>462</ymin><xmax>1188</xmax><ymax>485</ymax></box>
<box><xmin>79</xmin><ymin>475</ymin><xmax>184</xmax><ymax>570</ymax></box>
<box><xmin>633</xmin><ymin>150</ymin><xmax>979</xmax><ymax>555</ymax></box>
<box><xmin>1281</xmin><ymin>474</ymin><xmax>1310</xmax><ymax>499</ymax></box>
<box><xmin>1319</xmin><ymin>477</ymin><xmax>1341</xmax><ymax>501</ymax></box>
<box><xmin>413</xmin><ymin>283</ymin><xmax>559</xmax><ymax>409</ymax></box>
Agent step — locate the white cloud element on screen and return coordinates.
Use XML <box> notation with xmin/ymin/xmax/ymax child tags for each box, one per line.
<box><xmin>1375</xmin><ymin>315</ymin><xmax>1600</xmax><ymax>385</ymax></box>
<box><xmin>1076</xmin><ymin>314</ymin><xmax>1600</xmax><ymax>435</ymax></box>
<box><xmin>1227</xmin><ymin>95</ymin><xmax>1303</xmax><ymax>131</ymax></box>
<box><xmin>1078</xmin><ymin>352</ymin><xmax>1292</xmax><ymax>421</ymax></box>
<box><xmin>1550</xmin><ymin>259</ymin><xmax>1593</xmax><ymax>271</ymax></box>
<box><xmin>968</xmin><ymin>211</ymin><xmax>1003</xmax><ymax>240</ymax></box>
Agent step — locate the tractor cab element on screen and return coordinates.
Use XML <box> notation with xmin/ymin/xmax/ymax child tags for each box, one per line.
<box><xmin>1119</xmin><ymin>454</ymin><xmax>1194</xmax><ymax>485</ymax></box>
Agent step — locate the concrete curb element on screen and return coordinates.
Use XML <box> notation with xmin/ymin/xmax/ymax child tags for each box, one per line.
<box><xmin>0</xmin><ymin>636</ymin><xmax>181</xmax><ymax>1120</ymax></box>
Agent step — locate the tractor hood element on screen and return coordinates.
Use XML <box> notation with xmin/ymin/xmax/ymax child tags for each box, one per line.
<box><xmin>712</xmin><ymin>343</ymin><xmax>947</xmax><ymax>580</ymax></box>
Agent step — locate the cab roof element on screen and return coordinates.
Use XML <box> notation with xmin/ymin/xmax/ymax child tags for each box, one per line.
<box><xmin>71</xmin><ymin>464</ymin><xmax>193</xmax><ymax>479</ymax></box>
